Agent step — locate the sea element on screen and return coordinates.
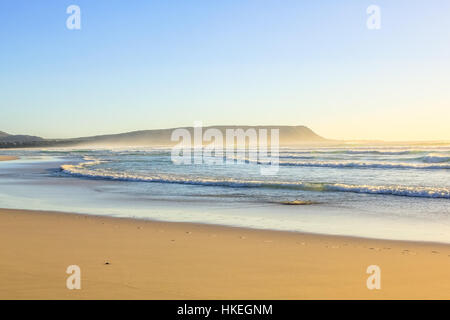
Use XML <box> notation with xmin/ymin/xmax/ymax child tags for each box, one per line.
<box><xmin>1</xmin><ymin>144</ymin><xmax>449</xmax><ymax>243</ymax></box>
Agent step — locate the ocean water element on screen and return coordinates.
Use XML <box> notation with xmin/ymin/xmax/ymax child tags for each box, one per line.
<box><xmin>1</xmin><ymin>144</ymin><xmax>450</xmax><ymax>243</ymax></box>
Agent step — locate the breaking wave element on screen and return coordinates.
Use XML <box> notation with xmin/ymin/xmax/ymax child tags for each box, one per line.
<box><xmin>60</xmin><ymin>157</ymin><xmax>450</xmax><ymax>199</ymax></box>
<box><xmin>420</xmin><ymin>154</ymin><xmax>450</xmax><ymax>163</ymax></box>
<box><xmin>234</xmin><ymin>158</ymin><xmax>450</xmax><ymax>169</ymax></box>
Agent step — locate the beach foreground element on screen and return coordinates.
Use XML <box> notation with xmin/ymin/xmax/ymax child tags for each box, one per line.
<box><xmin>0</xmin><ymin>209</ymin><xmax>449</xmax><ymax>299</ymax></box>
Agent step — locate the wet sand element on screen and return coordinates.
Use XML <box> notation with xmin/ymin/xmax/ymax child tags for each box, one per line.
<box><xmin>0</xmin><ymin>208</ymin><xmax>449</xmax><ymax>299</ymax></box>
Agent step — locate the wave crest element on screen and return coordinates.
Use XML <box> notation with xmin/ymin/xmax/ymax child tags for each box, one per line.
<box><xmin>60</xmin><ymin>158</ymin><xmax>450</xmax><ymax>199</ymax></box>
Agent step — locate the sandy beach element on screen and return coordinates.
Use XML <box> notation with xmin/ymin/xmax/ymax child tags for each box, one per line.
<box><xmin>0</xmin><ymin>208</ymin><xmax>449</xmax><ymax>300</ymax></box>
<box><xmin>0</xmin><ymin>156</ymin><xmax>18</xmax><ymax>161</ymax></box>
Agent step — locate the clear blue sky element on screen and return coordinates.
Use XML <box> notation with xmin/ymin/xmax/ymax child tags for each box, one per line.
<box><xmin>1</xmin><ymin>0</ymin><xmax>450</xmax><ymax>140</ymax></box>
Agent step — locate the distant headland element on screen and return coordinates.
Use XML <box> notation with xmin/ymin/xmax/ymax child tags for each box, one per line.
<box><xmin>0</xmin><ymin>125</ymin><xmax>328</xmax><ymax>148</ymax></box>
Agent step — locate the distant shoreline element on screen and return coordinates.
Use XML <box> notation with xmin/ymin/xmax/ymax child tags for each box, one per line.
<box><xmin>0</xmin><ymin>125</ymin><xmax>328</xmax><ymax>148</ymax></box>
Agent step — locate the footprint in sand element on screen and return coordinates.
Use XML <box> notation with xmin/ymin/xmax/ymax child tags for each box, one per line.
<box><xmin>431</xmin><ymin>251</ymin><xmax>439</xmax><ymax>254</ymax></box>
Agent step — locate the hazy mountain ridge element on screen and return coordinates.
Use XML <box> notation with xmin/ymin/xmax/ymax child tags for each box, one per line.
<box><xmin>0</xmin><ymin>131</ymin><xmax>44</xmax><ymax>146</ymax></box>
<box><xmin>0</xmin><ymin>125</ymin><xmax>328</xmax><ymax>148</ymax></box>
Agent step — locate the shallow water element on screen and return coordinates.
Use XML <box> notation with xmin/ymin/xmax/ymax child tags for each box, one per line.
<box><xmin>0</xmin><ymin>144</ymin><xmax>449</xmax><ymax>243</ymax></box>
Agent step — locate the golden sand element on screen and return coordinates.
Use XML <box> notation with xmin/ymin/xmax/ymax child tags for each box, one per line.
<box><xmin>0</xmin><ymin>156</ymin><xmax>18</xmax><ymax>161</ymax></box>
<box><xmin>0</xmin><ymin>208</ymin><xmax>449</xmax><ymax>299</ymax></box>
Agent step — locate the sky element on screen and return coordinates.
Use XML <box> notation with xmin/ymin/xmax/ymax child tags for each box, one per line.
<box><xmin>1</xmin><ymin>0</ymin><xmax>449</xmax><ymax>141</ymax></box>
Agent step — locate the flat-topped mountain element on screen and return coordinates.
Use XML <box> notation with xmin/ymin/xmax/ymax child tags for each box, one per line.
<box><xmin>74</xmin><ymin>125</ymin><xmax>327</xmax><ymax>146</ymax></box>
<box><xmin>0</xmin><ymin>125</ymin><xmax>328</xmax><ymax>148</ymax></box>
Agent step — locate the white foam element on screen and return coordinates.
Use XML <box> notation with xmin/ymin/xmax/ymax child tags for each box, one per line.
<box><xmin>237</xmin><ymin>158</ymin><xmax>450</xmax><ymax>169</ymax></box>
<box><xmin>61</xmin><ymin>158</ymin><xmax>450</xmax><ymax>199</ymax></box>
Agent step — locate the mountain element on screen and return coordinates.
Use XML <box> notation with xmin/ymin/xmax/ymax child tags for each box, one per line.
<box><xmin>0</xmin><ymin>131</ymin><xmax>44</xmax><ymax>147</ymax></box>
<box><xmin>0</xmin><ymin>125</ymin><xmax>328</xmax><ymax>148</ymax></box>
<box><xmin>73</xmin><ymin>125</ymin><xmax>326</xmax><ymax>146</ymax></box>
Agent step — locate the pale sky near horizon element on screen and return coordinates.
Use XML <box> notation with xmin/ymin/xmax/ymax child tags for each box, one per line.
<box><xmin>1</xmin><ymin>1</ymin><xmax>450</xmax><ymax>141</ymax></box>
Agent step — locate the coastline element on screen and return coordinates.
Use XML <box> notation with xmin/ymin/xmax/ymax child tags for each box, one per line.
<box><xmin>1</xmin><ymin>208</ymin><xmax>449</xmax><ymax>299</ymax></box>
